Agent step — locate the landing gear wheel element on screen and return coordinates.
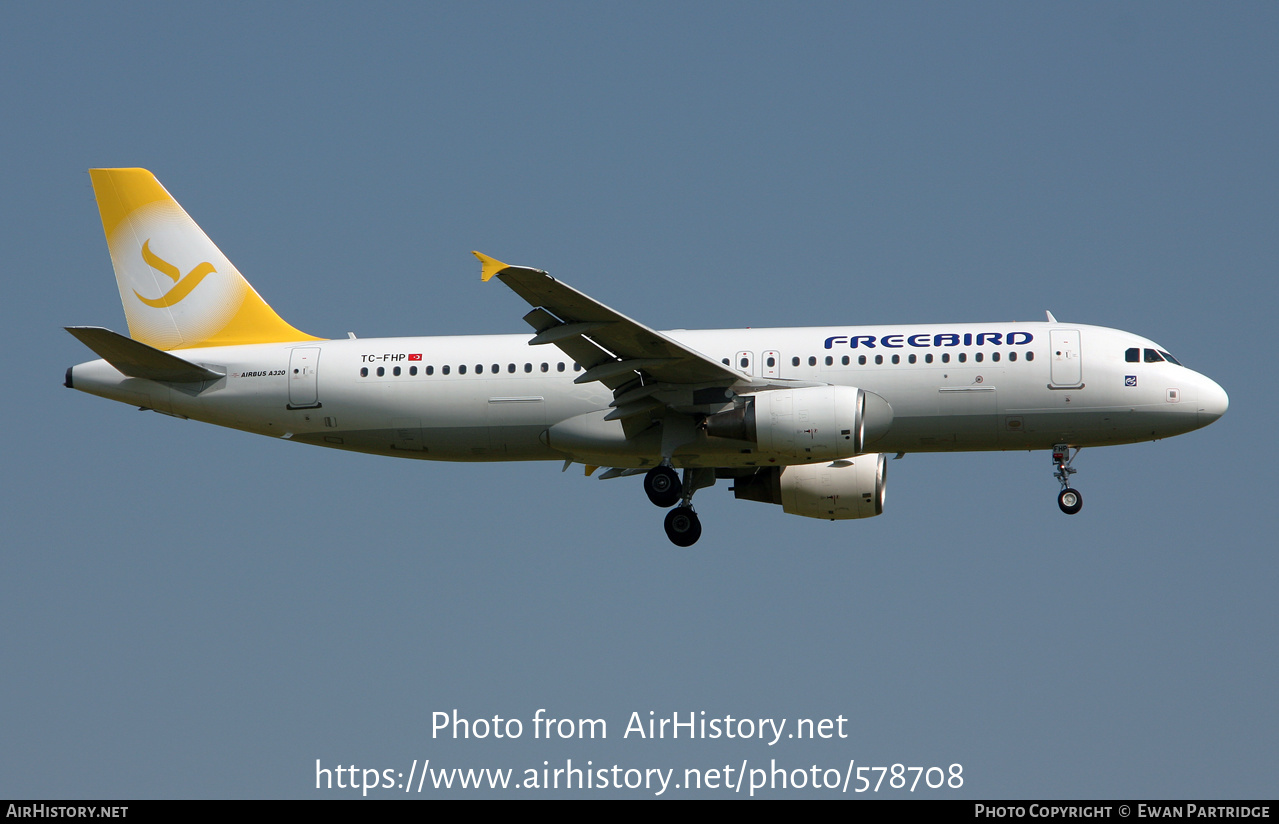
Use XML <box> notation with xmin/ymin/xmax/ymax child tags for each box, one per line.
<box><xmin>663</xmin><ymin>507</ymin><xmax>702</xmax><ymax>547</ymax></box>
<box><xmin>1058</xmin><ymin>488</ymin><xmax>1083</xmax><ymax>515</ymax></box>
<box><xmin>644</xmin><ymin>465</ymin><xmax>682</xmax><ymax>508</ymax></box>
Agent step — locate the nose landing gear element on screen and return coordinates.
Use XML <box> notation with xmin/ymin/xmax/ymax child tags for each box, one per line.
<box><xmin>1052</xmin><ymin>444</ymin><xmax>1083</xmax><ymax>515</ymax></box>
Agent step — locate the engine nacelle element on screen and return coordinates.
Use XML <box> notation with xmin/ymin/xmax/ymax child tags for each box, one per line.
<box><xmin>732</xmin><ymin>454</ymin><xmax>887</xmax><ymax>520</ymax></box>
<box><xmin>704</xmin><ymin>386</ymin><xmax>893</xmax><ymax>462</ymax></box>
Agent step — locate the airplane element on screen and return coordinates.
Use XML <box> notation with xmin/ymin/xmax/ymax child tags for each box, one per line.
<box><xmin>65</xmin><ymin>168</ymin><xmax>1229</xmax><ymax>546</ymax></box>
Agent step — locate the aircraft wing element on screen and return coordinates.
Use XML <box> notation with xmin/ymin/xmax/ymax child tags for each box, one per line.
<box><xmin>474</xmin><ymin>252</ymin><xmax>743</xmax><ymax>390</ymax></box>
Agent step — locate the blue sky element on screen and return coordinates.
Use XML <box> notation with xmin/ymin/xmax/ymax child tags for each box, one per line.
<box><xmin>2</xmin><ymin>2</ymin><xmax>1275</xmax><ymax>798</ymax></box>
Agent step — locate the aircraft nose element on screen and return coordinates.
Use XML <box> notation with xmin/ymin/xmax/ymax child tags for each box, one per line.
<box><xmin>1198</xmin><ymin>376</ymin><xmax>1229</xmax><ymax>426</ymax></box>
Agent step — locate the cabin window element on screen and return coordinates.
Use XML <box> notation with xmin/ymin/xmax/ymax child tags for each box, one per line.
<box><xmin>925</xmin><ymin>354</ymin><xmax>933</xmax><ymax>364</ymax></box>
<box><xmin>808</xmin><ymin>356</ymin><xmax>817</xmax><ymax>366</ymax></box>
<box><xmin>360</xmin><ymin>367</ymin><xmax>368</xmax><ymax>377</ymax></box>
<box><xmin>767</xmin><ymin>356</ymin><xmax>776</xmax><ymax>367</ymax></box>
<box><xmin>574</xmin><ymin>363</ymin><xmax>582</xmax><ymax>372</ymax></box>
<box><xmin>1008</xmin><ymin>352</ymin><xmax>1016</xmax><ymax>362</ymax></box>
<box><xmin>442</xmin><ymin>365</ymin><xmax>450</xmax><ymax>375</ymax></box>
<box><xmin>974</xmin><ymin>352</ymin><xmax>983</xmax><ymax>363</ymax></box>
<box><xmin>393</xmin><ymin>366</ymin><xmax>401</xmax><ymax>376</ymax></box>
<box><xmin>741</xmin><ymin>357</ymin><xmax>749</xmax><ymax>368</ymax></box>
<box><xmin>377</xmin><ymin>366</ymin><xmax>385</xmax><ymax>377</ymax></box>
<box><xmin>459</xmin><ymin>365</ymin><xmax>467</xmax><ymax>375</ymax></box>
<box><xmin>426</xmin><ymin>365</ymin><xmax>434</xmax><ymax>375</ymax></box>
<box><xmin>841</xmin><ymin>355</ymin><xmax>849</xmax><ymax>365</ymax></box>
<box><xmin>524</xmin><ymin>363</ymin><xmax>532</xmax><ymax>373</ymax></box>
<box><xmin>824</xmin><ymin>356</ymin><xmax>833</xmax><ymax>366</ymax></box>
<box><xmin>792</xmin><ymin>357</ymin><xmax>800</xmax><ymax>367</ymax></box>
<box><xmin>1026</xmin><ymin>352</ymin><xmax>1034</xmax><ymax>361</ymax></box>
<box><xmin>941</xmin><ymin>353</ymin><xmax>950</xmax><ymax>364</ymax></box>
<box><xmin>991</xmin><ymin>352</ymin><xmax>999</xmax><ymax>362</ymax></box>
<box><xmin>859</xmin><ymin>355</ymin><xmax>867</xmax><ymax>365</ymax></box>
<box><xmin>557</xmin><ymin>363</ymin><xmax>565</xmax><ymax>372</ymax></box>
<box><xmin>409</xmin><ymin>365</ymin><xmax>417</xmax><ymax>376</ymax></box>
<box><xmin>908</xmin><ymin>354</ymin><xmax>916</xmax><ymax>364</ymax></box>
<box><xmin>722</xmin><ymin>358</ymin><xmax>730</xmax><ymax>365</ymax></box>
<box><xmin>541</xmin><ymin>363</ymin><xmax>548</xmax><ymax>372</ymax></box>
<box><xmin>875</xmin><ymin>355</ymin><xmax>883</xmax><ymax>365</ymax></box>
<box><xmin>891</xmin><ymin>354</ymin><xmax>900</xmax><ymax>364</ymax></box>
<box><xmin>508</xmin><ymin>363</ymin><xmax>516</xmax><ymax>373</ymax></box>
<box><xmin>958</xmin><ymin>353</ymin><xmax>967</xmax><ymax>363</ymax></box>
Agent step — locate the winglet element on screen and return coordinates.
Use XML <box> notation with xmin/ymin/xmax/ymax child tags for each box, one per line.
<box><xmin>472</xmin><ymin>251</ymin><xmax>510</xmax><ymax>283</ymax></box>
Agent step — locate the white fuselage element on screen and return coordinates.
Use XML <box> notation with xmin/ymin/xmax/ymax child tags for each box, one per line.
<box><xmin>69</xmin><ymin>321</ymin><xmax>1229</xmax><ymax>469</ymax></box>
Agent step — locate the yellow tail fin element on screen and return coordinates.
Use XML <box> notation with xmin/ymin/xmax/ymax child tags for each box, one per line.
<box><xmin>90</xmin><ymin>168</ymin><xmax>322</xmax><ymax>350</ymax></box>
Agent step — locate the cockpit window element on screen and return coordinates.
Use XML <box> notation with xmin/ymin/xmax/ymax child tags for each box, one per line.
<box><xmin>1159</xmin><ymin>350</ymin><xmax>1182</xmax><ymax>366</ymax></box>
<box><xmin>1126</xmin><ymin>348</ymin><xmax>1139</xmax><ymax>363</ymax></box>
<box><xmin>1144</xmin><ymin>348</ymin><xmax>1164</xmax><ymax>363</ymax></box>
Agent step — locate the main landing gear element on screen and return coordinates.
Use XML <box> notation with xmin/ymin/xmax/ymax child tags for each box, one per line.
<box><xmin>1052</xmin><ymin>444</ymin><xmax>1083</xmax><ymax>515</ymax></box>
<box><xmin>643</xmin><ymin>465</ymin><xmax>682</xmax><ymax>508</ymax></box>
<box><xmin>644</xmin><ymin>464</ymin><xmax>711</xmax><ymax>547</ymax></box>
<box><xmin>663</xmin><ymin>507</ymin><xmax>702</xmax><ymax>548</ymax></box>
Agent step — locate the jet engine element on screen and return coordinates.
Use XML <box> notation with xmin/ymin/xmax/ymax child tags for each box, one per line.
<box><xmin>704</xmin><ymin>386</ymin><xmax>892</xmax><ymax>462</ymax></box>
<box><xmin>731</xmin><ymin>454</ymin><xmax>887</xmax><ymax>520</ymax></box>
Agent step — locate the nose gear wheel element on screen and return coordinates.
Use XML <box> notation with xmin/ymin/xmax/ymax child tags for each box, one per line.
<box><xmin>1052</xmin><ymin>445</ymin><xmax>1083</xmax><ymax>515</ymax></box>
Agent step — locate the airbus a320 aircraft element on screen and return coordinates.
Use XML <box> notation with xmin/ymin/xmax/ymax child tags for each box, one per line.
<box><xmin>66</xmin><ymin>169</ymin><xmax>1228</xmax><ymax>545</ymax></box>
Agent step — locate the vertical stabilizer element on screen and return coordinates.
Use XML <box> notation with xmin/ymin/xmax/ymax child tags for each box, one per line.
<box><xmin>89</xmin><ymin>168</ymin><xmax>322</xmax><ymax>350</ymax></box>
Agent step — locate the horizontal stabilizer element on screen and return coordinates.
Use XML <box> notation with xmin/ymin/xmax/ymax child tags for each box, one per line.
<box><xmin>65</xmin><ymin>326</ymin><xmax>224</xmax><ymax>383</ymax></box>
